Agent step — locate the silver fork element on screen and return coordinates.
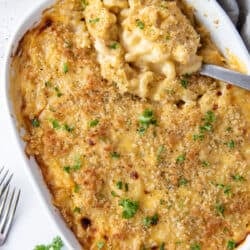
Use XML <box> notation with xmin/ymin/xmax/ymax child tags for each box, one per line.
<box><xmin>0</xmin><ymin>167</ymin><xmax>20</xmax><ymax>245</ymax></box>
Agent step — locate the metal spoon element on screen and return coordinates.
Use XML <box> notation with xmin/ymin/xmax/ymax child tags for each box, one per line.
<box><xmin>200</xmin><ymin>64</ymin><xmax>250</xmax><ymax>90</ymax></box>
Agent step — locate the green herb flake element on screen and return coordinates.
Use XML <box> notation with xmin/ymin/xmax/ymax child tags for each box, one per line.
<box><xmin>180</xmin><ymin>78</ymin><xmax>188</xmax><ymax>89</ymax></box>
<box><xmin>63</xmin><ymin>124</ymin><xmax>74</xmax><ymax>132</ymax></box>
<box><xmin>89</xmin><ymin>18</ymin><xmax>100</xmax><ymax>24</ymax></box>
<box><xmin>190</xmin><ymin>243</ymin><xmax>201</xmax><ymax>250</ymax></box>
<box><xmin>178</xmin><ymin>177</ymin><xmax>188</xmax><ymax>187</ymax></box>
<box><xmin>54</xmin><ymin>87</ymin><xmax>63</xmax><ymax>97</ymax></box>
<box><xmin>116</xmin><ymin>181</ymin><xmax>123</xmax><ymax>190</ymax></box>
<box><xmin>81</xmin><ymin>0</ymin><xmax>88</xmax><ymax>9</ymax></box>
<box><xmin>110</xmin><ymin>151</ymin><xmax>120</xmax><ymax>159</ymax></box>
<box><xmin>227</xmin><ymin>240</ymin><xmax>236</xmax><ymax>250</ymax></box>
<box><xmin>89</xmin><ymin>119</ymin><xmax>99</xmax><ymax>127</ymax></box>
<box><xmin>201</xmin><ymin>161</ymin><xmax>210</xmax><ymax>167</ymax></box>
<box><xmin>31</xmin><ymin>118</ymin><xmax>40</xmax><ymax>128</ymax></box>
<box><xmin>226</xmin><ymin>127</ymin><xmax>232</xmax><ymax>132</ymax></box>
<box><xmin>72</xmin><ymin>157</ymin><xmax>82</xmax><ymax>171</ymax></box>
<box><xmin>138</xmin><ymin>109</ymin><xmax>157</xmax><ymax>134</ymax></box>
<box><xmin>136</xmin><ymin>19</ymin><xmax>145</xmax><ymax>29</ymax></box>
<box><xmin>73</xmin><ymin>206</ymin><xmax>81</xmax><ymax>213</ymax></box>
<box><xmin>143</xmin><ymin>213</ymin><xmax>159</xmax><ymax>227</ymax></box>
<box><xmin>63</xmin><ymin>166</ymin><xmax>71</xmax><ymax>173</ymax></box>
<box><xmin>125</xmin><ymin>183</ymin><xmax>129</xmax><ymax>192</ymax></box>
<box><xmin>215</xmin><ymin>203</ymin><xmax>225</xmax><ymax>216</ymax></box>
<box><xmin>224</xmin><ymin>185</ymin><xmax>232</xmax><ymax>195</ymax></box>
<box><xmin>232</xmin><ymin>174</ymin><xmax>245</xmax><ymax>182</ymax></box>
<box><xmin>176</xmin><ymin>154</ymin><xmax>185</xmax><ymax>164</ymax></box>
<box><xmin>109</xmin><ymin>42</ymin><xmax>119</xmax><ymax>49</ymax></box>
<box><xmin>63</xmin><ymin>62</ymin><xmax>68</xmax><ymax>73</ymax></box>
<box><xmin>45</xmin><ymin>81</ymin><xmax>52</xmax><ymax>87</ymax></box>
<box><xmin>97</xmin><ymin>241</ymin><xmax>105</xmax><ymax>250</ymax></box>
<box><xmin>51</xmin><ymin>119</ymin><xmax>60</xmax><ymax>129</ymax></box>
<box><xmin>111</xmin><ymin>190</ymin><xmax>119</xmax><ymax>197</ymax></box>
<box><xmin>193</xmin><ymin>134</ymin><xmax>204</xmax><ymax>141</ymax></box>
<box><xmin>33</xmin><ymin>236</ymin><xmax>63</xmax><ymax>250</ymax></box>
<box><xmin>119</xmin><ymin>199</ymin><xmax>139</xmax><ymax>219</ymax></box>
<box><xmin>74</xmin><ymin>184</ymin><xmax>80</xmax><ymax>193</ymax></box>
<box><xmin>160</xmin><ymin>243</ymin><xmax>165</xmax><ymax>250</ymax></box>
<box><xmin>227</xmin><ymin>140</ymin><xmax>235</xmax><ymax>149</ymax></box>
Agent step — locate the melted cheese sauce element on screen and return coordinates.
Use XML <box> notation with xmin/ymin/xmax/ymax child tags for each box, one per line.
<box><xmin>10</xmin><ymin>0</ymin><xmax>250</xmax><ymax>249</ymax></box>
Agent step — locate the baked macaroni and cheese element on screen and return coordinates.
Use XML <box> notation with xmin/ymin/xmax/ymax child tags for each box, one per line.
<box><xmin>10</xmin><ymin>0</ymin><xmax>250</xmax><ymax>249</ymax></box>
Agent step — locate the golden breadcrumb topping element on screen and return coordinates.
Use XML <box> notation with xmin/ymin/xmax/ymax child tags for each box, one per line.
<box><xmin>10</xmin><ymin>0</ymin><xmax>250</xmax><ymax>249</ymax></box>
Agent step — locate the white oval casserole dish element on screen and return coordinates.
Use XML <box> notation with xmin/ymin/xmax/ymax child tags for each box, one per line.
<box><xmin>3</xmin><ymin>0</ymin><xmax>250</xmax><ymax>249</ymax></box>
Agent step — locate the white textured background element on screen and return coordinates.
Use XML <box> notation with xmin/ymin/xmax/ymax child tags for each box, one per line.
<box><xmin>0</xmin><ymin>0</ymin><xmax>62</xmax><ymax>249</ymax></box>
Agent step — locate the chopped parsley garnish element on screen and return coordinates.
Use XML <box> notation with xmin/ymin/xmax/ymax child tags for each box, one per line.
<box><xmin>136</xmin><ymin>19</ymin><xmax>145</xmax><ymax>29</ymax></box>
<box><xmin>178</xmin><ymin>177</ymin><xmax>188</xmax><ymax>187</ymax></box>
<box><xmin>232</xmin><ymin>174</ymin><xmax>245</xmax><ymax>182</ymax></box>
<box><xmin>193</xmin><ymin>111</ymin><xmax>216</xmax><ymax>140</ymax></box>
<box><xmin>51</xmin><ymin>119</ymin><xmax>60</xmax><ymax>129</ymax></box>
<box><xmin>193</xmin><ymin>134</ymin><xmax>204</xmax><ymax>141</ymax></box>
<box><xmin>54</xmin><ymin>86</ymin><xmax>63</xmax><ymax>97</ymax></box>
<box><xmin>73</xmin><ymin>206</ymin><xmax>81</xmax><ymax>213</ymax></box>
<box><xmin>180</xmin><ymin>78</ymin><xmax>188</xmax><ymax>89</ymax></box>
<box><xmin>165</xmin><ymin>34</ymin><xmax>170</xmax><ymax>40</ymax></box>
<box><xmin>31</xmin><ymin>118</ymin><xmax>40</xmax><ymax>127</ymax></box>
<box><xmin>89</xmin><ymin>119</ymin><xmax>99</xmax><ymax>127</ymax></box>
<box><xmin>63</xmin><ymin>166</ymin><xmax>71</xmax><ymax>173</ymax></box>
<box><xmin>215</xmin><ymin>203</ymin><xmax>225</xmax><ymax>216</ymax></box>
<box><xmin>223</xmin><ymin>185</ymin><xmax>232</xmax><ymax>195</ymax></box>
<box><xmin>138</xmin><ymin>109</ymin><xmax>157</xmax><ymax>134</ymax></box>
<box><xmin>116</xmin><ymin>181</ymin><xmax>123</xmax><ymax>190</ymax></box>
<box><xmin>227</xmin><ymin>240</ymin><xmax>236</xmax><ymax>250</ymax></box>
<box><xmin>97</xmin><ymin>241</ymin><xmax>105</xmax><ymax>250</ymax></box>
<box><xmin>81</xmin><ymin>0</ymin><xmax>88</xmax><ymax>9</ymax></box>
<box><xmin>143</xmin><ymin>213</ymin><xmax>159</xmax><ymax>227</ymax></box>
<box><xmin>180</xmin><ymin>74</ymin><xmax>190</xmax><ymax>89</ymax></box>
<box><xmin>119</xmin><ymin>199</ymin><xmax>139</xmax><ymax>219</ymax></box>
<box><xmin>204</xmin><ymin>110</ymin><xmax>216</xmax><ymax>123</ymax></box>
<box><xmin>63</xmin><ymin>124</ymin><xmax>74</xmax><ymax>132</ymax></box>
<box><xmin>45</xmin><ymin>81</ymin><xmax>52</xmax><ymax>87</ymax></box>
<box><xmin>160</xmin><ymin>243</ymin><xmax>165</xmax><ymax>250</ymax></box>
<box><xmin>74</xmin><ymin>184</ymin><xmax>80</xmax><ymax>193</ymax></box>
<box><xmin>214</xmin><ymin>183</ymin><xmax>232</xmax><ymax>195</ymax></box>
<box><xmin>63</xmin><ymin>62</ymin><xmax>68</xmax><ymax>73</ymax></box>
<box><xmin>89</xmin><ymin>18</ymin><xmax>100</xmax><ymax>24</ymax></box>
<box><xmin>110</xmin><ymin>151</ymin><xmax>120</xmax><ymax>159</ymax></box>
<box><xmin>125</xmin><ymin>183</ymin><xmax>129</xmax><ymax>192</ymax></box>
<box><xmin>227</xmin><ymin>140</ymin><xmax>235</xmax><ymax>149</ymax></box>
<box><xmin>72</xmin><ymin>157</ymin><xmax>82</xmax><ymax>170</ymax></box>
<box><xmin>111</xmin><ymin>190</ymin><xmax>119</xmax><ymax>197</ymax></box>
<box><xmin>109</xmin><ymin>42</ymin><xmax>119</xmax><ymax>49</ymax></box>
<box><xmin>34</xmin><ymin>236</ymin><xmax>63</xmax><ymax>250</ymax></box>
<box><xmin>226</xmin><ymin>126</ymin><xmax>232</xmax><ymax>132</ymax></box>
<box><xmin>201</xmin><ymin>160</ymin><xmax>210</xmax><ymax>167</ymax></box>
<box><xmin>176</xmin><ymin>154</ymin><xmax>185</xmax><ymax>164</ymax></box>
<box><xmin>190</xmin><ymin>243</ymin><xmax>201</xmax><ymax>250</ymax></box>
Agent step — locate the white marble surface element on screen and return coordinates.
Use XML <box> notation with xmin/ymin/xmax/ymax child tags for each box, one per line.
<box><xmin>0</xmin><ymin>0</ymin><xmax>63</xmax><ymax>249</ymax></box>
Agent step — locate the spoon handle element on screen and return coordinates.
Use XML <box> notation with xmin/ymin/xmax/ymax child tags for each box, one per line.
<box><xmin>200</xmin><ymin>64</ymin><xmax>250</xmax><ymax>91</ymax></box>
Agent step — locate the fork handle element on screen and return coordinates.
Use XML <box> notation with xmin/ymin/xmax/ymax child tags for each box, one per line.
<box><xmin>200</xmin><ymin>64</ymin><xmax>250</xmax><ymax>91</ymax></box>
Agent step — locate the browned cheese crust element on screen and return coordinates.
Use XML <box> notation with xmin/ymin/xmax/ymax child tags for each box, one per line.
<box><xmin>10</xmin><ymin>0</ymin><xmax>250</xmax><ymax>249</ymax></box>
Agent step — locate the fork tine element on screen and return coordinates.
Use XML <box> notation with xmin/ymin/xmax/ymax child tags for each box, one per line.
<box><xmin>0</xmin><ymin>174</ymin><xmax>13</xmax><ymax>199</ymax></box>
<box><xmin>0</xmin><ymin>185</ymin><xmax>10</xmax><ymax>216</ymax></box>
<box><xmin>0</xmin><ymin>170</ymin><xmax>9</xmax><ymax>186</ymax></box>
<box><xmin>1</xmin><ymin>189</ymin><xmax>20</xmax><ymax>241</ymax></box>
<box><xmin>0</xmin><ymin>188</ymin><xmax>16</xmax><ymax>233</ymax></box>
<box><xmin>0</xmin><ymin>167</ymin><xmax>4</xmax><ymax>176</ymax></box>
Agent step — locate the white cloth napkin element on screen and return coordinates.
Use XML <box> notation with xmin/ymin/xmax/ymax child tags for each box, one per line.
<box><xmin>218</xmin><ymin>0</ymin><xmax>250</xmax><ymax>50</ymax></box>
